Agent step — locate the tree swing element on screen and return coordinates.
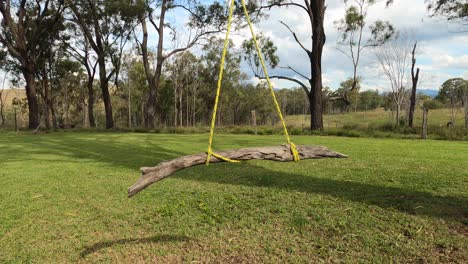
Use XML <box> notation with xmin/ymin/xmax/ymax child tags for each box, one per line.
<box><xmin>128</xmin><ymin>0</ymin><xmax>347</xmax><ymax>198</ymax></box>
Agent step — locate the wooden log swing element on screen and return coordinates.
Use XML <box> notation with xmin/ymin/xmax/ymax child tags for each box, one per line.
<box><xmin>128</xmin><ymin>0</ymin><xmax>348</xmax><ymax>197</ymax></box>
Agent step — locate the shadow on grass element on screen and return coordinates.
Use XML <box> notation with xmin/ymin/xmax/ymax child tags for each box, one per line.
<box><xmin>3</xmin><ymin>133</ymin><xmax>467</xmax><ymax>225</ymax></box>
<box><xmin>183</xmin><ymin>163</ymin><xmax>468</xmax><ymax>224</ymax></box>
<box><xmin>80</xmin><ymin>234</ymin><xmax>190</xmax><ymax>257</ymax></box>
<box><xmin>2</xmin><ymin>133</ymin><xmax>185</xmax><ymax>170</ymax></box>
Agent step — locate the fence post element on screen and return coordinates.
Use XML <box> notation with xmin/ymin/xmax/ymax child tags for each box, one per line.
<box><xmin>421</xmin><ymin>108</ymin><xmax>428</xmax><ymax>139</ymax></box>
<box><xmin>251</xmin><ymin>110</ymin><xmax>257</xmax><ymax>135</ymax></box>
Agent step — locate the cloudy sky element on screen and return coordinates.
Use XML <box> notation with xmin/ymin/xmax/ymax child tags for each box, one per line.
<box><xmin>237</xmin><ymin>0</ymin><xmax>468</xmax><ymax>91</ymax></box>
<box><xmin>166</xmin><ymin>0</ymin><xmax>467</xmax><ymax>92</ymax></box>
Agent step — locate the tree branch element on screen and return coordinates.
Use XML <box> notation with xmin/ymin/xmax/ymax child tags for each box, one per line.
<box><xmin>256</xmin><ymin>73</ymin><xmax>310</xmax><ymax>96</ymax></box>
<box><xmin>278</xmin><ymin>65</ymin><xmax>309</xmax><ymax>80</ymax></box>
<box><xmin>128</xmin><ymin>145</ymin><xmax>347</xmax><ymax>197</ymax></box>
<box><xmin>280</xmin><ymin>20</ymin><xmax>311</xmax><ymax>57</ymax></box>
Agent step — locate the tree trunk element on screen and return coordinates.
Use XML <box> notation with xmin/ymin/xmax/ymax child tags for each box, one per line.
<box><xmin>142</xmin><ymin>0</ymin><xmax>167</xmax><ymax>129</ymax></box>
<box><xmin>174</xmin><ymin>80</ymin><xmax>178</xmax><ymax>127</ymax></box>
<box><xmin>128</xmin><ymin>79</ymin><xmax>132</xmax><ymax>128</ymax></box>
<box><xmin>42</xmin><ymin>70</ymin><xmax>51</xmax><ymax>130</ymax></box>
<box><xmin>98</xmin><ymin>58</ymin><xmax>114</xmax><ymax>129</ymax></box>
<box><xmin>409</xmin><ymin>42</ymin><xmax>420</xmax><ymax>128</ymax></box>
<box><xmin>128</xmin><ymin>145</ymin><xmax>348</xmax><ymax>197</ymax></box>
<box><xmin>0</xmin><ymin>91</ymin><xmax>4</xmax><ymax>126</ymax></box>
<box><xmin>179</xmin><ymin>89</ymin><xmax>183</xmax><ymax>127</ymax></box>
<box><xmin>23</xmin><ymin>66</ymin><xmax>40</xmax><ymax>129</ymax></box>
<box><xmin>14</xmin><ymin>107</ymin><xmax>17</xmax><ymax>131</ymax></box>
<box><xmin>309</xmin><ymin>0</ymin><xmax>326</xmax><ymax>130</ymax></box>
<box><xmin>64</xmin><ymin>84</ymin><xmax>70</xmax><ymax>126</ymax></box>
<box><xmin>186</xmin><ymin>91</ymin><xmax>189</xmax><ymax>127</ymax></box>
<box><xmin>450</xmin><ymin>97</ymin><xmax>456</xmax><ymax>125</ymax></box>
<box><xmin>193</xmin><ymin>90</ymin><xmax>196</xmax><ymax>126</ymax></box>
<box><xmin>82</xmin><ymin>99</ymin><xmax>88</xmax><ymax>128</ymax></box>
<box><xmin>145</xmin><ymin>74</ymin><xmax>159</xmax><ymax>128</ymax></box>
<box><xmin>464</xmin><ymin>91</ymin><xmax>468</xmax><ymax>128</ymax></box>
<box><xmin>396</xmin><ymin>103</ymin><xmax>401</xmax><ymax>126</ymax></box>
<box><xmin>87</xmin><ymin>78</ymin><xmax>96</xmax><ymax>128</ymax></box>
<box><xmin>50</xmin><ymin>102</ymin><xmax>58</xmax><ymax>129</ymax></box>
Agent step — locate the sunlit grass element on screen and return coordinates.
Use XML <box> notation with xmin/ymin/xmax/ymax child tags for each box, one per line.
<box><xmin>0</xmin><ymin>132</ymin><xmax>466</xmax><ymax>263</ymax></box>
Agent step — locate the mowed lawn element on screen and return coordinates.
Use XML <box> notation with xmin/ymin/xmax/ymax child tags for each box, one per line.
<box><xmin>0</xmin><ymin>132</ymin><xmax>467</xmax><ymax>263</ymax></box>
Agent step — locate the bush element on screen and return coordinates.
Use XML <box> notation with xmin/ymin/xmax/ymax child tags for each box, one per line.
<box><xmin>289</xmin><ymin>127</ymin><xmax>303</xmax><ymax>135</ymax></box>
<box><xmin>429</xmin><ymin>126</ymin><xmax>467</xmax><ymax>140</ymax></box>
<box><xmin>378</xmin><ymin>122</ymin><xmax>395</xmax><ymax>132</ymax></box>
<box><xmin>422</xmin><ymin>99</ymin><xmax>444</xmax><ymax>110</ymax></box>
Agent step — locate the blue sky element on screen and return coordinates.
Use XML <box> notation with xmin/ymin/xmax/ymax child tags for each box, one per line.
<box><xmin>159</xmin><ymin>0</ymin><xmax>467</xmax><ymax>92</ymax></box>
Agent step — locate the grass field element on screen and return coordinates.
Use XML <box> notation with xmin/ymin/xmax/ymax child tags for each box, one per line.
<box><xmin>0</xmin><ymin>132</ymin><xmax>467</xmax><ymax>263</ymax></box>
<box><xmin>286</xmin><ymin>108</ymin><xmax>466</xmax><ymax>129</ymax></box>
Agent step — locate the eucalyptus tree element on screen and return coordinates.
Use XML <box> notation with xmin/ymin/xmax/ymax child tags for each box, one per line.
<box><xmin>200</xmin><ymin>36</ymin><xmax>245</xmax><ymax>126</ymax></box>
<box><xmin>66</xmin><ymin>0</ymin><xmax>144</xmax><ymax>128</ymax></box>
<box><xmin>242</xmin><ymin>0</ymin><xmax>327</xmax><ymax>130</ymax></box>
<box><xmin>334</xmin><ymin>0</ymin><xmax>395</xmax><ymax>110</ymax></box>
<box><xmin>167</xmin><ymin>51</ymin><xmax>201</xmax><ymax>127</ymax></box>
<box><xmin>63</xmin><ymin>23</ymin><xmax>99</xmax><ymax>127</ymax></box>
<box><xmin>135</xmin><ymin>0</ymin><xmax>231</xmax><ymax>128</ymax></box>
<box><xmin>375</xmin><ymin>33</ymin><xmax>412</xmax><ymax>126</ymax></box>
<box><xmin>435</xmin><ymin>78</ymin><xmax>467</xmax><ymax>126</ymax></box>
<box><xmin>427</xmin><ymin>0</ymin><xmax>467</xmax><ymax>23</ymax></box>
<box><xmin>0</xmin><ymin>0</ymin><xmax>65</xmax><ymax>129</ymax></box>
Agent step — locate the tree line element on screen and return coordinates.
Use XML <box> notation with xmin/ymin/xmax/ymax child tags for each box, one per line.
<box><xmin>0</xmin><ymin>0</ymin><xmax>466</xmax><ymax>130</ymax></box>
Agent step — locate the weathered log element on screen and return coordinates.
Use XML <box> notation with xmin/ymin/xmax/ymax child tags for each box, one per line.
<box><xmin>128</xmin><ymin>145</ymin><xmax>347</xmax><ymax>197</ymax></box>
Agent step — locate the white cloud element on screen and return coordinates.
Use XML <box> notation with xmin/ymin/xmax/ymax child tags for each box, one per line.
<box><xmin>141</xmin><ymin>0</ymin><xmax>466</xmax><ymax>92</ymax></box>
<box><xmin>433</xmin><ymin>54</ymin><xmax>468</xmax><ymax>69</ymax></box>
<box><xmin>239</xmin><ymin>0</ymin><xmax>468</xmax><ymax>91</ymax></box>
<box><xmin>463</xmin><ymin>71</ymin><xmax>468</xmax><ymax>79</ymax></box>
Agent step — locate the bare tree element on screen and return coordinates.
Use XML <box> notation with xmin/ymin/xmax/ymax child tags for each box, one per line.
<box><xmin>375</xmin><ymin>32</ymin><xmax>412</xmax><ymax>126</ymax></box>
<box><xmin>335</xmin><ymin>0</ymin><xmax>395</xmax><ymax>110</ymax></box>
<box><xmin>136</xmin><ymin>0</ymin><xmax>226</xmax><ymax>128</ymax></box>
<box><xmin>408</xmin><ymin>41</ymin><xmax>420</xmax><ymax>128</ymax></box>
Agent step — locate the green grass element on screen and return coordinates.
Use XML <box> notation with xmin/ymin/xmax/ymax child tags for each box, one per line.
<box><xmin>0</xmin><ymin>132</ymin><xmax>467</xmax><ymax>263</ymax></box>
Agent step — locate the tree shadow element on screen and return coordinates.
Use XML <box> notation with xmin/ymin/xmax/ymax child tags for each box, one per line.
<box><xmin>3</xmin><ymin>134</ymin><xmax>466</xmax><ymax>225</ymax></box>
<box><xmin>4</xmin><ymin>134</ymin><xmax>186</xmax><ymax>170</ymax></box>
<box><xmin>80</xmin><ymin>234</ymin><xmax>190</xmax><ymax>257</ymax></box>
<box><xmin>184</xmin><ymin>162</ymin><xmax>468</xmax><ymax>224</ymax></box>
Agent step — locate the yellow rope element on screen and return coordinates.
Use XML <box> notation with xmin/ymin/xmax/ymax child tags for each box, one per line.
<box><xmin>206</xmin><ymin>0</ymin><xmax>236</xmax><ymax>165</ymax></box>
<box><xmin>240</xmin><ymin>0</ymin><xmax>299</xmax><ymax>162</ymax></box>
<box><xmin>206</xmin><ymin>0</ymin><xmax>300</xmax><ymax>165</ymax></box>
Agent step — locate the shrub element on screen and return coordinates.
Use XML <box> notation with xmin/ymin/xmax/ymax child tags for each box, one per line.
<box><xmin>422</xmin><ymin>99</ymin><xmax>443</xmax><ymax>110</ymax></box>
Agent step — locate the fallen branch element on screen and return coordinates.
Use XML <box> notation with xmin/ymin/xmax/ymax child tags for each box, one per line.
<box><xmin>128</xmin><ymin>145</ymin><xmax>347</xmax><ymax>197</ymax></box>
<box><xmin>32</xmin><ymin>123</ymin><xmax>41</xmax><ymax>134</ymax></box>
